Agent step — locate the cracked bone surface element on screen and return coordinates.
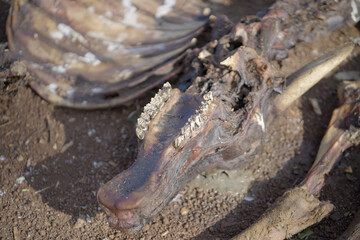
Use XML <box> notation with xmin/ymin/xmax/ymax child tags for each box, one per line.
<box><xmin>96</xmin><ymin>0</ymin><xmax>360</xmax><ymax>232</ymax></box>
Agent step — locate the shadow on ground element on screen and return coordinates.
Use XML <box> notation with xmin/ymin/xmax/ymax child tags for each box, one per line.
<box><xmin>24</xmin><ymin>104</ymin><xmax>142</xmax><ymax>219</ymax></box>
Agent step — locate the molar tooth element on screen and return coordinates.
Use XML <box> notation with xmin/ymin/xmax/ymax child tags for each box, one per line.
<box><xmin>158</xmin><ymin>89</ymin><xmax>168</xmax><ymax>100</ymax></box>
<box><xmin>162</xmin><ymin>82</ymin><xmax>172</xmax><ymax>98</ymax></box>
<box><xmin>200</xmin><ymin>104</ymin><xmax>208</xmax><ymax>112</ymax></box>
<box><xmin>173</xmin><ymin>90</ymin><xmax>214</xmax><ymax>143</ymax></box>
<box><xmin>208</xmin><ymin>91</ymin><xmax>213</xmax><ymax>101</ymax></box>
<box><xmin>185</xmin><ymin>125</ymin><xmax>191</xmax><ymax>138</ymax></box>
<box><xmin>174</xmin><ymin>138</ymin><xmax>180</xmax><ymax>148</ymax></box>
<box><xmin>136</xmin><ymin>128</ymin><xmax>145</xmax><ymax>140</ymax></box>
<box><xmin>174</xmin><ymin>135</ymin><xmax>185</xmax><ymax>148</ymax></box>
<box><xmin>185</xmin><ymin>125</ymin><xmax>191</xmax><ymax>137</ymax></box>
<box><xmin>154</xmin><ymin>93</ymin><xmax>162</xmax><ymax>102</ymax></box>
<box><xmin>153</xmin><ymin>97</ymin><xmax>164</xmax><ymax>109</ymax></box>
<box><xmin>203</xmin><ymin>91</ymin><xmax>213</xmax><ymax>102</ymax></box>
<box><xmin>144</xmin><ymin>104</ymin><xmax>151</xmax><ymax>112</ymax></box>
<box><xmin>137</xmin><ymin>118</ymin><xmax>149</xmax><ymax>129</ymax></box>
<box><xmin>190</xmin><ymin>120</ymin><xmax>196</xmax><ymax>131</ymax></box>
<box><xmin>144</xmin><ymin>104</ymin><xmax>157</xmax><ymax>118</ymax></box>
<box><xmin>163</xmin><ymin>82</ymin><xmax>171</xmax><ymax>88</ymax></box>
<box><xmin>195</xmin><ymin>115</ymin><xmax>202</xmax><ymax>126</ymax></box>
<box><xmin>149</xmin><ymin>97</ymin><xmax>158</xmax><ymax>107</ymax></box>
<box><xmin>181</xmin><ymin>124</ymin><xmax>189</xmax><ymax>135</ymax></box>
<box><xmin>188</xmin><ymin>115</ymin><xmax>194</xmax><ymax>123</ymax></box>
<box><xmin>157</xmin><ymin>101</ymin><xmax>164</xmax><ymax>109</ymax></box>
<box><xmin>140</xmin><ymin>112</ymin><xmax>150</xmax><ymax>122</ymax></box>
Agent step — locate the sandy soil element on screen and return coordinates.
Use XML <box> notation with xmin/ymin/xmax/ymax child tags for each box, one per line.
<box><xmin>1</xmin><ymin>1</ymin><xmax>360</xmax><ymax>239</ymax></box>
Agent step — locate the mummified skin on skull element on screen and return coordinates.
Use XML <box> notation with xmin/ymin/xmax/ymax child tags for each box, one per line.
<box><xmin>97</xmin><ymin>0</ymin><xmax>359</xmax><ymax>232</ymax></box>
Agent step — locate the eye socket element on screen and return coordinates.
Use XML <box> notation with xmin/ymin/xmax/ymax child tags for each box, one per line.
<box><xmin>232</xmin><ymin>84</ymin><xmax>252</xmax><ymax>111</ymax></box>
<box><xmin>227</xmin><ymin>38</ymin><xmax>243</xmax><ymax>51</ymax></box>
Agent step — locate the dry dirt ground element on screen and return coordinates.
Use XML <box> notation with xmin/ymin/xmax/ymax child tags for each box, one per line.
<box><xmin>1</xmin><ymin>1</ymin><xmax>360</xmax><ymax>240</ymax></box>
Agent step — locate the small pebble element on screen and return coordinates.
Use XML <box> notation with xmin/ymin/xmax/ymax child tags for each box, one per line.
<box><xmin>93</xmin><ymin>161</ymin><xmax>103</xmax><ymax>169</ymax></box>
<box><xmin>180</xmin><ymin>207</ymin><xmax>189</xmax><ymax>216</ymax></box>
<box><xmin>344</xmin><ymin>166</ymin><xmax>353</xmax><ymax>174</ymax></box>
<box><xmin>309</xmin><ymin>98</ymin><xmax>322</xmax><ymax>115</ymax></box>
<box><xmin>86</xmin><ymin>214</ymin><xmax>91</xmax><ymax>223</ymax></box>
<box><xmin>73</xmin><ymin>218</ymin><xmax>86</xmax><ymax>229</ymax></box>
<box><xmin>16</xmin><ymin>176</ymin><xmax>25</xmax><ymax>184</ymax></box>
<box><xmin>61</xmin><ymin>141</ymin><xmax>74</xmax><ymax>154</ymax></box>
<box><xmin>17</xmin><ymin>155</ymin><xmax>24</xmax><ymax>162</ymax></box>
<box><xmin>68</xmin><ymin>117</ymin><xmax>76</xmax><ymax>123</ymax></box>
<box><xmin>108</xmin><ymin>161</ymin><xmax>117</xmax><ymax>167</ymax></box>
<box><xmin>142</xmin><ymin>224</ymin><xmax>149</xmax><ymax>231</ymax></box>
<box><xmin>244</xmin><ymin>196</ymin><xmax>254</xmax><ymax>202</ymax></box>
<box><xmin>330</xmin><ymin>212</ymin><xmax>342</xmax><ymax>221</ymax></box>
<box><xmin>39</xmin><ymin>230</ymin><xmax>46</xmax><ymax>236</ymax></box>
<box><xmin>88</xmin><ymin>129</ymin><xmax>96</xmax><ymax>137</ymax></box>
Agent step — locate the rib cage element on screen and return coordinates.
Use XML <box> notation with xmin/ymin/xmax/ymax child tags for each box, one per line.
<box><xmin>6</xmin><ymin>0</ymin><xmax>209</xmax><ymax>108</ymax></box>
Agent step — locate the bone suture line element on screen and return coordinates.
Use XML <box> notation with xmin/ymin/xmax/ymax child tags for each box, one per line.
<box><xmin>274</xmin><ymin>43</ymin><xmax>354</xmax><ymax>113</ymax></box>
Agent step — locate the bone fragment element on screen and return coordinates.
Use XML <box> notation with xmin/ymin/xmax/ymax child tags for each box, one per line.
<box><xmin>274</xmin><ymin>43</ymin><xmax>354</xmax><ymax>112</ymax></box>
<box><xmin>309</xmin><ymin>98</ymin><xmax>322</xmax><ymax>115</ymax></box>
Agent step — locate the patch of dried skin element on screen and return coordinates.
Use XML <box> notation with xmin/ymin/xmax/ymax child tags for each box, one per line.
<box><xmin>142</xmin><ymin>88</ymin><xmax>182</xmax><ymax>152</ymax></box>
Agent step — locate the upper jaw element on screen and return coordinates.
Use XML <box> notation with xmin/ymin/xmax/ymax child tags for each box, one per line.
<box><xmin>96</xmin><ymin>85</ymin><xmax>232</xmax><ymax>231</ymax></box>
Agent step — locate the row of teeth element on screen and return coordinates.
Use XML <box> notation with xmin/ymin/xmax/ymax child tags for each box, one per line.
<box><xmin>174</xmin><ymin>91</ymin><xmax>214</xmax><ymax>148</ymax></box>
<box><xmin>136</xmin><ymin>82</ymin><xmax>172</xmax><ymax>140</ymax></box>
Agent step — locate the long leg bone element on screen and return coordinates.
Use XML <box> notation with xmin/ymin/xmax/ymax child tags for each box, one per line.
<box><xmin>274</xmin><ymin>43</ymin><xmax>354</xmax><ymax>113</ymax></box>
<box><xmin>232</xmin><ymin>80</ymin><xmax>360</xmax><ymax>240</ymax></box>
<box><xmin>300</xmin><ymin>81</ymin><xmax>360</xmax><ymax>195</ymax></box>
